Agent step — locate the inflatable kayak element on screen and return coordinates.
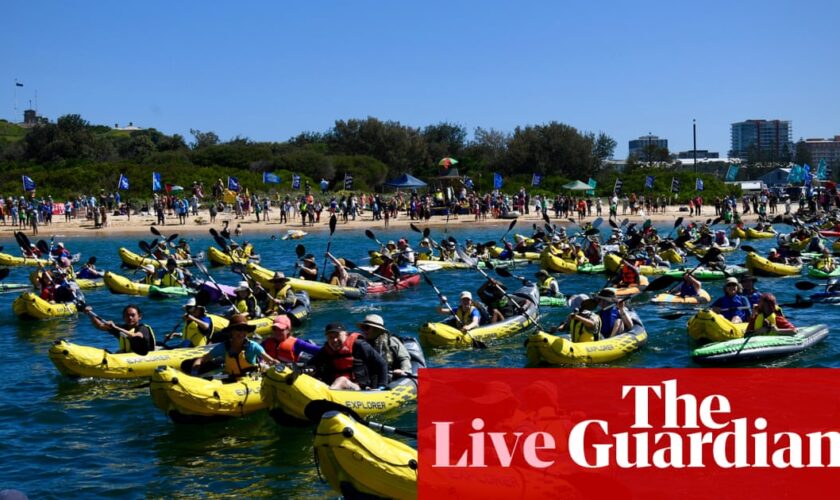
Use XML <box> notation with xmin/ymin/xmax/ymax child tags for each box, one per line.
<box><xmin>489</xmin><ymin>246</ymin><xmax>541</xmax><ymax>261</ymax></box>
<box><xmin>576</xmin><ymin>263</ymin><xmax>606</xmax><ymax>274</ymax></box>
<box><xmin>539</xmin><ymin>296</ymin><xmax>567</xmax><ymax>307</ymax></box>
<box><xmin>525</xmin><ymin>311</ymin><xmax>647</xmax><ymax>365</ymax></box>
<box><xmin>264</xmin><ymin>336</ymin><xmax>425</xmax><ymax>425</ymax></box>
<box><xmin>807</xmin><ymin>265</ymin><xmax>840</xmax><ymax>279</ymax></box>
<box><xmin>12</xmin><ymin>292</ymin><xmax>77</xmax><ymax>320</ymax></box>
<box><xmin>651</xmin><ymin>289</ymin><xmax>711</xmax><ymax>304</ymax></box>
<box><xmin>614</xmin><ymin>275</ymin><xmax>649</xmax><ymax>296</ymax></box>
<box><xmin>603</xmin><ymin>254</ymin><xmax>668</xmax><ymax>275</ymax></box>
<box><xmin>150</xmin><ymin>366</ymin><xmax>266</xmax><ymax>422</ymax></box>
<box><xmin>207</xmin><ymin>246</ymin><xmax>249</xmax><ymax>267</ymax></box>
<box><xmin>49</xmin><ymin>339</ymin><xmax>211</xmax><ymax>379</ymax></box>
<box><xmin>0</xmin><ymin>283</ymin><xmax>31</xmax><ymax>293</ymax></box>
<box><xmin>0</xmin><ymin>252</ymin><xmax>50</xmax><ymax>267</ymax></box>
<box><xmin>691</xmin><ymin>324</ymin><xmax>829</xmax><ymax>364</ymax></box>
<box><xmin>684</xmin><ymin>240</ymin><xmax>740</xmax><ymax>256</ymax></box>
<box><xmin>118</xmin><ymin>247</ymin><xmax>194</xmax><ymax>269</ymax></box>
<box><xmin>148</xmin><ymin>285</ymin><xmax>193</xmax><ymax>299</ymax></box>
<box><xmin>313</xmin><ymin>411</ymin><xmax>417</xmax><ymax>500</ymax></box>
<box><xmin>661</xmin><ymin>266</ymin><xmax>747</xmax><ymax>281</ymax></box>
<box><xmin>419</xmin><ymin>284</ymin><xmax>539</xmax><ymax>348</ymax></box>
<box><xmin>730</xmin><ymin>226</ymin><xmax>747</xmax><ymax>239</ymax></box>
<box><xmin>745</xmin><ymin>227</ymin><xmax>776</xmax><ymax>239</ymax></box>
<box><xmin>365</xmin><ymin>273</ymin><xmax>421</xmax><ymax>295</ymax></box>
<box><xmin>540</xmin><ymin>251</ymin><xmax>578</xmax><ymax>273</ymax></box>
<box><xmin>659</xmin><ymin>247</ymin><xmax>684</xmax><ymax>264</ymax></box>
<box><xmin>103</xmin><ymin>271</ymin><xmax>154</xmax><ymax>296</ymax></box>
<box><xmin>819</xmin><ymin>230</ymin><xmax>840</xmax><ymax>238</ymax></box>
<box><xmin>246</xmin><ymin>263</ymin><xmax>364</xmax><ymax>300</ymax></box>
<box><xmin>686</xmin><ymin>309</ymin><xmax>748</xmax><ymax>343</ymax></box>
<box><xmin>28</xmin><ymin>270</ymin><xmax>104</xmax><ymax>290</ymax></box>
<box><xmin>811</xmin><ymin>290</ymin><xmax>840</xmax><ymax>304</ymax></box>
<box><xmin>745</xmin><ymin>252</ymin><xmax>802</xmax><ymax>277</ymax></box>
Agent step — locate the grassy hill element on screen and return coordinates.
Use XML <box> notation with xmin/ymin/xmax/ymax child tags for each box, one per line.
<box><xmin>0</xmin><ymin>119</ymin><xmax>27</xmax><ymax>144</ymax></box>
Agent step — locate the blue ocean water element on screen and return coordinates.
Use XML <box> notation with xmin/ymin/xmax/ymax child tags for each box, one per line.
<box><xmin>0</xmin><ymin>222</ymin><xmax>837</xmax><ymax>498</ymax></box>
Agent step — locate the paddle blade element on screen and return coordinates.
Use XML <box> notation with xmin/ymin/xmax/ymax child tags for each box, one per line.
<box><xmin>591</xmin><ymin>217</ymin><xmax>603</xmax><ymax>228</ymax></box>
<box><xmin>673</xmin><ymin>216</ymin><xmax>684</xmax><ymax>228</ymax></box>
<box><xmin>329</xmin><ymin>214</ymin><xmax>337</xmax><ymax>234</ymax></box>
<box><xmin>495</xmin><ymin>267</ymin><xmax>512</xmax><ymax>278</ymax></box>
<box><xmin>740</xmin><ymin>245</ymin><xmax>757</xmax><ymax>254</ymax></box>
<box><xmin>138</xmin><ymin>240</ymin><xmax>152</xmax><ymax>254</ymax></box>
<box><xmin>212</xmin><ymin>233</ymin><xmax>228</xmax><ymax>249</ymax></box>
<box><xmin>365</xmin><ymin>229</ymin><xmax>377</xmax><ymax>241</ymax></box>
<box><xmin>410</xmin><ymin>223</ymin><xmax>422</xmax><ymax>233</ymax></box>
<box><xmin>608</xmin><ymin>218</ymin><xmax>618</xmax><ymax>229</ymax></box>
<box><xmin>167</xmin><ymin>233</ymin><xmax>179</xmax><ymax>243</ymax></box>
<box><xmin>645</xmin><ymin>275</ymin><xmax>678</xmax><ymax>292</ymax></box>
<box><xmin>230</xmin><ymin>263</ymin><xmax>245</xmax><ymax>275</ymax></box>
<box><xmin>295</xmin><ymin>244</ymin><xmax>305</xmax><ymax>258</ymax></box>
<box><xmin>0</xmin><ymin>268</ymin><xmax>10</xmax><ymax>280</ymax></box>
<box><xmin>423</xmin><ymin>228</ymin><xmax>431</xmax><ymax>238</ymax></box>
<box><xmin>794</xmin><ymin>281</ymin><xmax>818</xmax><ymax>291</ymax></box>
<box><xmin>507</xmin><ymin>219</ymin><xmax>517</xmax><ymax>231</ymax></box>
<box><xmin>660</xmin><ymin>312</ymin><xmax>689</xmax><ymax>320</ymax></box>
<box><xmin>36</xmin><ymin>240</ymin><xmax>49</xmax><ymax>254</ymax></box>
<box><xmin>150</xmin><ymin>226</ymin><xmax>162</xmax><ymax>237</ymax></box>
<box><xmin>542</xmin><ymin>212</ymin><xmax>550</xmax><ymax>225</ymax></box>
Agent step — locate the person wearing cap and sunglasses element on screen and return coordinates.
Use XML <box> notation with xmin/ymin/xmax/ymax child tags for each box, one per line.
<box><xmin>357</xmin><ymin>314</ymin><xmax>412</xmax><ymax>378</ymax></box>
<box><xmin>307</xmin><ymin>322</ymin><xmax>388</xmax><ymax>391</ymax></box>
<box><xmin>191</xmin><ymin>314</ymin><xmax>278</xmax><ymax>377</ymax></box>
<box><xmin>178</xmin><ymin>298</ymin><xmax>218</xmax><ymax>347</ymax></box>
<box><xmin>439</xmin><ymin>291</ymin><xmax>482</xmax><ymax>332</ymax></box>
<box><xmin>711</xmin><ymin>277</ymin><xmax>751</xmax><ymax>323</ymax></box>
<box><xmin>261</xmin><ymin>315</ymin><xmax>319</xmax><ymax>363</ymax></box>
<box><xmin>232</xmin><ymin>280</ymin><xmax>260</xmax><ymax>318</ymax></box>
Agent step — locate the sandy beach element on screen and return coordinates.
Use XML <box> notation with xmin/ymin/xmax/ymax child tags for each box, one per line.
<box><xmin>0</xmin><ymin>205</ymin><xmax>761</xmax><ymax>240</ymax></box>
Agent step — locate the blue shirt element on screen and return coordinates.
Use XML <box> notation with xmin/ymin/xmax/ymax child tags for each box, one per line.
<box><xmin>599</xmin><ymin>308</ymin><xmax>621</xmax><ymax>338</ymax></box>
<box><xmin>711</xmin><ymin>294</ymin><xmax>751</xmax><ymax>321</ymax></box>
<box><xmin>679</xmin><ymin>281</ymin><xmax>698</xmax><ymax>297</ymax></box>
<box><xmin>208</xmin><ymin>339</ymin><xmax>266</xmax><ymax>365</ymax></box>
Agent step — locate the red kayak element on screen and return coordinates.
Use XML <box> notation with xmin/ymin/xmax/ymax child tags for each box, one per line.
<box><xmin>819</xmin><ymin>230</ymin><xmax>840</xmax><ymax>237</ymax></box>
<box><xmin>365</xmin><ymin>274</ymin><xmax>421</xmax><ymax>295</ymax></box>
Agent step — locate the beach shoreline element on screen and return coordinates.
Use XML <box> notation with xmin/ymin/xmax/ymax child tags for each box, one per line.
<box><xmin>0</xmin><ymin>206</ymin><xmax>762</xmax><ymax>240</ymax></box>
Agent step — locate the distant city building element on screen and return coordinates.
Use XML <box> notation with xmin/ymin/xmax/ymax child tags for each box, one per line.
<box><xmin>628</xmin><ymin>134</ymin><xmax>668</xmax><ymax>159</ymax></box>
<box><xmin>802</xmin><ymin>136</ymin><xmax>840</xmax><ymax>168</ymax></box>
<box><xmin>677</xmin><ymin>150</ymin><xmax>719</xmax><ymax>159</ymax></box>
<box><xmin>730</xmin><ymin>119</ymin><xmax>792</xmax><ymax>159</ymax></box>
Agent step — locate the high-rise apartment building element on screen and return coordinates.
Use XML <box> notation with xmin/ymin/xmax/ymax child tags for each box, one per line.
<box><xmin>730</xmin><ymin>119</ymin><xmax>792</xmax><ymax>159</ymax></box>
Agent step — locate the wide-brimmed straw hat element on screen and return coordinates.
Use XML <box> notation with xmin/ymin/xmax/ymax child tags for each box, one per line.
<box><xmin>223</xmin><ymin>314</ymin><xmax>256</xmax><ymax>333</ymax></box>
<box><xmin>593</xmin><ymin>287</ymin><xmax>619</xmax><ymax>302</ymax></box>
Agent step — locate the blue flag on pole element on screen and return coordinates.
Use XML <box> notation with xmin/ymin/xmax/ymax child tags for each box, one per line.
<box><xmin>22</xmin><ymin>175</ymin><xmax>36</xmax><ymax>192</ymax></box>
<box><xmin>465</xmin><ymin>177</ymin><xmax>474</xmax><ymax>189</ymax></box>
<box><xmin>118</xmin><ymin>174</ymin><xmax>129</xmax><ymax>190</ymax></box>
<box><xmin>696</xmin><ymin>178</ymin><xmax>704</xmax><ymax>191</ymax></box>
<box><xmin>645</xmin><ymin>175</ymin><xmax>654</xmax><ymax>189</ymax></box>
<box><xmin>531</xmin><ymin>173</ymin><xmax>541</xmax><ymax>187</ymax></box>
<box><xmin>263</xmin><ymin>172</ymin><xmax>280</xmax><ymax>184</ymax></box>
<box><xmin>493</xmin><ymin>172</ymin><xmax>503</xmax><ymax>190</ymax></box>
<box><xmin>152</xmin><ymin>172</ymin><xmax>162</xmax><ymax>192</ymax></box>
<box><xmin>344</xmin><ymin>173</ymin><xmax>353</xmax><ymax>190</ymax></box>
<box><xmin>292</xmin><ymin>175</ymin><xmax>301</xmax><ymax>190</ymax></box>
<box><xmin>725</xmin><ymin>164</ymin><xmax>740</xmax><ymax>182</ymax></box>
<box><xmin>228</xmin><ymin>176</ymin><xmax>240</xmax><ymax>192</ymax></box>
<box><xmin>803</xmin><ymin>164</ymin><xmax>811</xmax><ymax>186</ymax></box>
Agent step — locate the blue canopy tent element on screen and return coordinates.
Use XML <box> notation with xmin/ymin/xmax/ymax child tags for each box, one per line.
<box><xmin>384</xmin><ymin>174</ymin><xmax>427</xmax><ymax>189</ymax></box>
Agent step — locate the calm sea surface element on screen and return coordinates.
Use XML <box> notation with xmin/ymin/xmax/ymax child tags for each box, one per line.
<box><xmin>1</xmin><ymin>222</ymin><xmax>838</xmax><ymax>498</ymax></box>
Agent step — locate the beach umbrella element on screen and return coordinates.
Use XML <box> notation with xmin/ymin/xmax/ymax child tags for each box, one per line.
<box><xmin>438</xmin><ymin>157</ymin><xmax>458</xmax><ymax>168</ymax></box>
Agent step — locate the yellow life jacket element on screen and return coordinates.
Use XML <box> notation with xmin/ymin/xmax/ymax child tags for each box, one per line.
<box><xmin>160</xmin><ymin>270</ymin><xmax>182</xmax><ymax>287</ymax></box>
<box><xmin>183</xmin><ymin>315</ymin><xmax>225</xmax><ymax>347</ymax></box>
<box><xmin>118</xmin><ymin>325</ymin><xmax>156</xmax><ymax>353</ymax></box>
<box><xmin>569</xmin><ymin>315</ymin><xmax>598</xmax><ymax>343</ymax></box>
<box><xmin>224</xmin><ymin>348</ymin><xmax>257</xmax><ymax>376</ymax></box>
<box><xmin>538</xmin><ymin>277</ymin><xmax>556</xmax><ymax>295</ymax></box>
<box><xmin>456</xmin><ymin>305</ymin><xmax>477</xmax><ymax>326</ymax></box>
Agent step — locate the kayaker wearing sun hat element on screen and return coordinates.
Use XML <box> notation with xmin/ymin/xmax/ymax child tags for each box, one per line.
<box><xmin>591</xmin><ymin>287</ymin><xmax>634</xmax><ymax>338</ymax></box>
<box><xmin>232</xmin><ymin>280</ymin><xmax>260</xmax><ymax>318</ymax></box>
<box><xmin>298</xmin><ymin>254</ymin><xmax>319</xmax><ymax>281</ymax></box>
<box><xmin>191</xmin><ymin>314</ymin><xmax>278</xmax><ymax>377</ymax></box>
<box><xmin>264</xmin><ymin>271</ymin><xmax>298</xmax><ymax>314</ymax></box>
<box><xmin>711</xmin><ymin>277</ymin><xmax>750</xmax><ymax>323</ymax></box>
<box><xmin>357</xmin><ymin>314</ymin><xmax>412</xmax><ymax>377</ymax></box>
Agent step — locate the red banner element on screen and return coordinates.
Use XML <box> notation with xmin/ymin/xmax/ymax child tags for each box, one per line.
<box><xmin>419</xmin><ymin>369</ymin><xmax>840</xmax><ymax>499</ymax></box>
<box><xmin>51</xmin><ymin>204</ymin><xmax>65</xmax><ymax>215</ymax></box>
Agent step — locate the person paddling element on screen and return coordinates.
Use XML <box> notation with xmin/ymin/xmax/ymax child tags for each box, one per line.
<box><xmin>84</xmin><ymin>304</ymin><xmax>156</xmax><ymax>355</ymax></box>
<box><xmin>535</xmin><ymin>270</ymin><xmax>561</xmax><ymax>297</ymax></box>
<box><xmin>357</xmin><ymin>314</ymin><xmax>412</xmax><ymax>378</ymax></box>
<box><xmin>439</xmin><ymin>291</ymin><xmax>483</xmax><ymax>332</ymax></box>
<box><xmin>261</xmin><ymin>315</ymin><xmax>319</xmax><ymax>363</ymax></box>
<box><xmin>746</xmin><ymin>293</ymin><xmax>797</xmax><ymax>336</ymax></box>
<box><xmin>710</xmin><ymin>277</ymin><xmax>751</xmax><ymax>323</ymax></box>
<box><xmin>191</xmin><ymin>314</ymin><xmax>278</xmax><ymax>378</ymax></box>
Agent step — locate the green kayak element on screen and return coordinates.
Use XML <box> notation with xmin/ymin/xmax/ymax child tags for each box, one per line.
<box><xmin>478</xmin><ymin>258</ymin><xmax>531</xmax><ymax>269</ymax></box>
<box><xmin>576</xmin><ymin>263</ymin><xmax>606</xmax><ymax>274</ymax></box>
<box><xmin>662</xmin><ymin>266</ymin><xmax>748</xmax><ymax>281</ymax></box>
<box><xmin>691</xmin><ymin>324</ymin><xmax>828</xmax><ymax>364</ymax></box>
<box><xmin>539</xmin><ymin>296</ymin><xmax>567</xmax><ymax>307</ymax></box>
<box><xmin>148</xmin><ymin>285</ymin><xmax>192</xmax><ymax>299</ymax></box>
<box><xmin>807</xmin><ymin>266</ymin><xmax>840</xmax><ymax>279</ymax></box>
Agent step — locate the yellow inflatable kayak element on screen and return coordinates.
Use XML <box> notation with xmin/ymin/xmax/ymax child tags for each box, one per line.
<box><xmin>49</xmin><ymin>339</ymin><xmax>211</xmax><ymax>379</ymax></box>
<box><xmin>745</xmin><ymin>252</ymin><xmax>802</xmax><ymax>277</ymax></box>
<box><xmin>207</xmin><ymin>246</ymin><xmax>249</xmax><ymax>267</ymax></box>
<box><xmin>118</xmin><ymin>247</ymin><xmax>194</xmax><ymax>269</ymax></box>
<box><xmin>489</xmin><ymin>246</ymin><xmax>541</xmax><ymax>261</ymax></box>
<box><xmin>0</xmin><ymin>252</ymin><xmax>51</xmax><ymax>267</ymax></box>
<box><xmin>687</xmin><ymin>309</ymin><xmax>747</xmax><ymax>343</ymax></box>
<box><xmin>525</xmin><ymin>313</ymin><xmax>647</xmax><ymax>365</ymax></box>
<box><xmin>745</xmin><ymin>227</ymin><xmax>776</xmax><ymax>239</ymax></box>
<box><xmin>684</xmin><ymin>241</ymin><xmax>739</xmax><ymax>256</ymax></box>
<box><xmin>150</xmin><ymin>366</ymin><xmax>266</xmax><ymax>422</ymax></box>
<box><xmin>313</xmin><ymin>411</ymin><xmax>417</xmax><ymax>500</ymax></box>
<box><xmin>651</xmin><ymin>289</ymin><xmax>711</xmax><ymax>304</ymax></box>
<box><xmin>246</xmin><ymin>263</ymin><xmax>364</xmax><ymax>300</ymax></box>
<box><xmin>410</xmin><ymin>254</ymin><xmax>472</xmax><ymax>269</ymax></box>
<box><xmin>12</xmin><ymin>292</ymin><xmax>77</xmax><ymax>320</ymax></box>
<box><xmin>730</xmin><ymin>226</ymin><xmax>746</xmax><ymax>239</ymax></box>
<box><xmin>659</xmin><ymin>247</ymin><xmax>683</xmax><ymax>264</ymax></box>
<box><xmin>540</xmin><ymin>250</ymin><xmax>578</xmax><ymax>273</ymax></box>
<box><xmin>787</xmin><ymin>237</ymin><xmax>811</xmax><ymax>252</ymax></box>
<box><xmin>262</xmin><ymin>366</ymin><xmax>418</xmax><ymax>426</ymax></box>
<box><xmin>28</xmin><ymin>270</ymin><xmax>104</xmax><ymax>290</ymax></box>
<box><xmin>419</xmin><ymin>285</ymin><xmax>539</xmax><ymax>348</ymax></box>
<box><xmin>103</xmin><ymin>271</ymin><xmax>154</xmax><ymax>295</ymax></box>
<box><xmin>603</xmin><ymin>253</ymin><xmax>668</xmax><ymax>275</ymax></box>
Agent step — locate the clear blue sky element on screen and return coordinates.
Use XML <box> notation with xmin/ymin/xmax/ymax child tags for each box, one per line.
<box><xmin>3</xmin><ymin>0</ymin><xmax>838</xmax><ymax>158</ymax></box>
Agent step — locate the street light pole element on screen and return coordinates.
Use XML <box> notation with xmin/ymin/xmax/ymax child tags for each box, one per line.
<box><xmin>648</xmin><ymin>132</ymin><xmax>652</xmax><ymax>168</ymax></box>
<box><xmin>693</xmin><ymin>119</ymin><xmax>697</xmax><ymax>173</ymax></box>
